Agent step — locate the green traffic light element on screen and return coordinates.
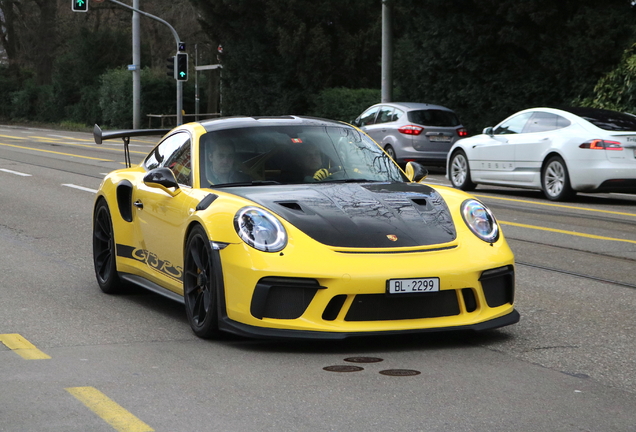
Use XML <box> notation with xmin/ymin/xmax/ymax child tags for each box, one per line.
<box><xmin>72</xmin><ymin>0</ymin><xmax>88</xmax><ymax>11</ymax></box>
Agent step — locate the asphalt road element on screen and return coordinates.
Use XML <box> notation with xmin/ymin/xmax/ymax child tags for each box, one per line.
<box><xmin>1</xmin><ymin>125</ymin><xmax>635</xmax><ymax>432</ymax></box>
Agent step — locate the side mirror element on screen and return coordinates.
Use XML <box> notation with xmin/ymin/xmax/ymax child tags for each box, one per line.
<box><xmin>483</xmin><ymin>127</ymin><xmax>494</xmax><ymax>137</ymax></box>
<box><xmin>143</xmin><ymin>167</ymin><xmax>181</xmax><ymax>196</ymax></box>
<box><xmin>351</xmin><ymin>118</ymin><xmax>361</xmax><ymax>127</ymax></box>
<box><xmin>404</xmin><ymin>161</ymin><xmax>428</xmax><ymax>183</ymax></box>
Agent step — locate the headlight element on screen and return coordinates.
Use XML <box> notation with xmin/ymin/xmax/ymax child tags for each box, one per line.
<box><xmin>234</xmin><ymin>207</ymin><xmax>287</xmax><ymax>252</ymax></box>
<box><xmin>460</xmin><ymin>199</ymin><xmax>499</xmax><ymax>243</ymax></box>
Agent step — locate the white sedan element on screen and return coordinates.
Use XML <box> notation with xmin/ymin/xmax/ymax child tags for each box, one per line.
<box><xmin>446</xmin><ymin>107</ymin><xmax>636</xmax><ymax>201</ymax></box>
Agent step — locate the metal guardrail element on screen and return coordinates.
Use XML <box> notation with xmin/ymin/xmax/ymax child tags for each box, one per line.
<box><xmin>147</xmin><ymin>113</ymin><xmax>221</xmax><ymax>128</ymax></box>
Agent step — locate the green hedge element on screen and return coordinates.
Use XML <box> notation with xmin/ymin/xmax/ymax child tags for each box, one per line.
<box><xmin>309</xmin><ymin>87</ymin><xmax>381</xmax><ymax>123</ymax></box>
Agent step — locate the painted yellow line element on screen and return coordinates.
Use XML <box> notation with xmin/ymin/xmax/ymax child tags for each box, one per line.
<box><xmin>0</xmin><ymin>142</ymin><xmax>113</xmax><ymax>161</ymax></box>
<box><xmin>0</xmin><ymin>134</ymin><xmax>27</xmax><ymax>140</ymax></box>
<box><xmin>474</xmin><ymin>193</ymin><xmax>636</xmax><ymax>217</ymax></box>
<box><xmin>0</xmin><ymin>334</ymin><xmax>51</xmax><ymax>360</ymax></box>
<box><xmin>66</xmin><ymin>387</ymin><xmax>154</xmax><ymax>432</ymax></box>
<box><xmin>500</xmin><ymin>221</ymin><xmax>636</xmax><ymax>245</ymax></box>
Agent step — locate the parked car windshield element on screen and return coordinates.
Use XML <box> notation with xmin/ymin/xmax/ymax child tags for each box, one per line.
<box><xmin>199</xmin><ymin>125</ymin><xmax>407</xmax><ymax>187</ymax></box>
<box><xmin>561</xmin><ymin>107</ymin><xmax>636</xmax><ymax>132</ymax></box>
<box><xmin>407</xmin><ymin>109</ymin><xmax>460</xmax><ymax>127</ymax></box>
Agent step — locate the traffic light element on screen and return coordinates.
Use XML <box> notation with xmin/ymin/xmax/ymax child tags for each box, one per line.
<box><xmin>71</xmin><ymin>0</ymin><xmax>88</xmax><ymax>12</ymax></box>
<box><xmin>176</xmin><ymin>53</ymin><xmax>188</xmax><ymax>81</ymax></box>
<box><xmin>166</xmin><ymin>56</ymin><xmax>175</xmax><ymax>79</ymax></box>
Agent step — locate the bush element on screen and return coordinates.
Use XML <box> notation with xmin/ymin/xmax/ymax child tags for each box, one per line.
<box><xmin>97</xmin><ymin>67</ymin><xmax>201</xmax><ymax>129</ymax></box>
<box><xmin>576</xmin><ymin>43</ymin><xmax>636</xmax><ymax>113</ymax></box>
<box><xmin>8</xmin><ymin>79</ymin><xmax>60</xmax><ymax>121</ymax></box>
<box><xmin>309</xmin><ymin>87</ymin><xmax>381</xmax><ymax>122</ymax></box>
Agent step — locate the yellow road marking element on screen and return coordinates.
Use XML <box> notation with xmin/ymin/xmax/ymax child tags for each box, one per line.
<box><xmin>66</xmin><ymin>387</ymin><xmax>154</xmax><ymax>432</ymax></box>
<box><xmin>0</xmin><ymin>142</ymin><xmax>113</xmax><ymax>161</ymax></box>
<box><xmin>0</xmin><ymin>334</ymin><xmax>51</xmax><ymax>360</ymax></box>
<box><xmin>500</xmin><ymin>221</ymin><xmax>636</xmax><ymax>245</ymax></box>
<box><xmin>475</xmin><ymin>193</ymin><xmax>636</xmax><ymax>217</ymax></box>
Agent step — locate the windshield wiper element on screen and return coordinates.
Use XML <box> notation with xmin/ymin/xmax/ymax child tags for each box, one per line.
<box><xmin>211</xmin><ymin>180</ymin><xmax>282</xmax><ymax>188</ymax></box>
<box><xmin>319</xmin><ymin>178</ymin><xmax>376</xmax><ymax>184</ymax></box>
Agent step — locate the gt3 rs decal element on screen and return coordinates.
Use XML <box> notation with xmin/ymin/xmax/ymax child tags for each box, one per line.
<box><xmin>116</xmin><ymin>244</ymin><xmax>183</xmax><ymax>281</ymax></box>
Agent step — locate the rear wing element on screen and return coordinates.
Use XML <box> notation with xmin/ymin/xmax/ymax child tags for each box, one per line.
<box><xmin>93</xmin><ymin>124</ymin><xmax>170</xmax><ymax>167</ymax></box>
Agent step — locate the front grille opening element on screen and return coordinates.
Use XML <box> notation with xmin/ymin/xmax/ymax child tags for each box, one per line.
<box><xmin>480</xmin><ymin>266</ymin><xmax>515</xmax><ymax>308</ymax></box>
<box><xmin>322</xmin><ymin>295</ymin><xmax>347</xmax><ymax>321</ymax></box>
<box><xmin>461</xmin><ymin>288</ymin><xmax>477</xmax><ymax>312</ymax></box>
<box><xmin>251</xmin><ymin>277</ymin><xmax>323</xmax><ymax>320</ymax></box>
<box><xmin>345</xmin><ymin>291</ymin><xmax>460</xmax><ymax>321</ymax></box>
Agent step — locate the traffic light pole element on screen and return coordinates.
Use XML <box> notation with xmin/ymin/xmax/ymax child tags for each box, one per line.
<box><xmin>132</xmin><ymin>0</ymin><xmax>140</xmax><ymax>129</ymax></box>
<box><xmin>107</xmin><ymin>0</ymin><xmax>183</xmax><ymax>126</ymax></box>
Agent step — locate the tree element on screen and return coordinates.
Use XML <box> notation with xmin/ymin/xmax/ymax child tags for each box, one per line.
<box><xmin>392</xmin><ymin>0</ymin><xmax>636</xmax><ymax>131</ymax></box>
<box><xmin>189</xmin><ymin>0</ymin><xmax>382</xmax><ymax>116</ymax></box>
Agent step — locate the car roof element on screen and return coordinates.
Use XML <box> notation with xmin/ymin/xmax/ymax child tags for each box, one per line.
<box><xmin>373</xmin><ymin>102</ymin><xmax>455</xmax><ymax>112</ymax></box>
<box><xmin>507</xmin><ymin>107</ymin><xmax>636</xmax><ymax>131</ymax></box>
<box><xmin>196</xmin><ymin>115</ymin><xmax>346</xmax><ymax>133</ymax></box>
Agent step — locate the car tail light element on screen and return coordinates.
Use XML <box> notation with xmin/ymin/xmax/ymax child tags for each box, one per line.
<box><xmin>398</xmin><ymin>125</ymin><xmax>424</xmax><ymax>136</ymax></box>
<box><xmin>457</xmin><ymin>127</ymin><xmax>468</xmax><ymax>137</ymax></box>
<box><xmin>579</xmin><ymin>139</ymin><xmax>623</xmax><ymax>150</ymax></box>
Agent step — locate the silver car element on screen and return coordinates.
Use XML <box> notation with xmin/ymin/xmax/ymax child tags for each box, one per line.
<box><xmin>352</xmin><ymin>102</ymin><xmax>467</xmax><ymax>167</ymax></box>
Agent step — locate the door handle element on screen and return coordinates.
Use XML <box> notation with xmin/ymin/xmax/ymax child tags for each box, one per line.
<box><xmin>134</xmin><ymin>200</ymin><xmax>143</xmax><ymax>209</ymax></box>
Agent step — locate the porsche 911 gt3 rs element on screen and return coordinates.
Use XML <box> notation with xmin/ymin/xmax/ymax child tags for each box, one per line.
<box><xmin>92</xmin><ymin>116</ymin><xmax>519</xmax><ymax>339</ymax></box>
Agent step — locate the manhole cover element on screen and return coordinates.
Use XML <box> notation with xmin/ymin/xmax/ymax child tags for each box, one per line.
<box><xmin>323</xmin><ymin>365</ymin><xmax>364</xmax><ymax>372</ymax></box>
<box><xmin>379</xmin><ymin>369</ymin><xmax>421</xmax><ymax>377</ymax></box>
<box><xmin>344</xmin><ymin>357</ymin><xmax>384</xmax><ymax>363</ymax></box>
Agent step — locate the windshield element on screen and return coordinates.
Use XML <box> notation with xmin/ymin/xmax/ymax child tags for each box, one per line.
<box><xmin>199</xmin><ymin>125</ymin><xmax>407</xmax><ymax>187</ymax></box>
<box><xmin>407</xmin><ymin>109</ymin><xmax>460</xmax><ymax>127</ymax></box>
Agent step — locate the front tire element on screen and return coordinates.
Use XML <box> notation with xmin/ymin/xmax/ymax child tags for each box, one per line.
<box><xmin>184</xmin><ymin>225</ymin><xmax>221</xmax><ymax>339</ymax></box>
<box><xmin>542</xmin><ymin>156</ymin><xmax>575</xmax><ymax>201</ymax></box>
<box><xmin>93</xmin><ymin>199</ymin><xmax>125</xmax><ymax>294</ymax></box>
<box><xmin>449</xmin><ymin>150</ymin><xmax>476</xmax><ymax>191</ymax></box>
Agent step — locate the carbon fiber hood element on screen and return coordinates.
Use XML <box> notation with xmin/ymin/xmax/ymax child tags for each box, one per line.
<box><xmin>227</xmin><ymin>182</ymin><xmax>456</xmax><ymax>248</ymax></box>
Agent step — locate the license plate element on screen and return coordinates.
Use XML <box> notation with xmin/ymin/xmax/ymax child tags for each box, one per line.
<box><xmin>429</xmin><ymin>135</ymin><xmax>451</xmax><ymax>142</ymax></box>
<box><xmin>387</xmin><ymin>277</ymin><xmax>440</xmax><ymax>294</ymax></box>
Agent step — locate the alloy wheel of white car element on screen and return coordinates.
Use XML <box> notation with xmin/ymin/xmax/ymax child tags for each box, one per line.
<box><xmin>542</xmin><ymin>156</ymin><xmax>574</xmax><ymax>201</ymax></box>
<box><xmin>449</xmin><ymin>150</ymin><xmax>476</xmax><ymax>191</ymax></box>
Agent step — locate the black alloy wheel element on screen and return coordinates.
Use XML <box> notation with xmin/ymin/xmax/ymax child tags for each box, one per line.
<box><xmin>184</xmin><ymin>225</ymin><xmax>221</xmax><ymax>338</ymax></box>
<box><xmin>93</xmin><ymin>199</ymin><xmax>124</xmax><ymax>294</ymax></box>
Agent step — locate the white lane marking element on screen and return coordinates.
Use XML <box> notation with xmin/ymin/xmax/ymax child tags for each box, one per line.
<box><xmin>0</xmin><ymin>168</ymin><xmax>32</xmax><ymax>177</ymax></box>
<box><xmin>62</xmin><ymin>184</ymin><xmax>98</xmax><ymax>193</ymax></box>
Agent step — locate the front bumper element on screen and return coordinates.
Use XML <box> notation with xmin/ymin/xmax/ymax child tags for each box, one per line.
<box><xmin>216</xmin><ymin>234</ymin><xmax>518</xmax><ymax>338</ymax></box>
<box><xmin>219</xmin><ymin>309</ymin><xmax>520</xmax><ymax>340</ymax></box>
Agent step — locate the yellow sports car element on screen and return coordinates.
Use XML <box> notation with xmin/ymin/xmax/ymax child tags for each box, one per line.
<box><xmin>92</xmin><ymin>116</ymin><xmax>518</xmax><ymax>339</ymax></box>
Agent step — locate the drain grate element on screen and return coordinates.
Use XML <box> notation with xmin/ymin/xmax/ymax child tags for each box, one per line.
<box><xmin>379</xmin><ymin>369</ymin><xmax>421</xmax><ymax>377</ymax></box>
<box><xmin>323</xmin><ymin>365</ymin><xmax>364</xmax><ymax>372</ymax></box>
<box><xmin>344</xmin><ymin>357</ymin><xmax>384</xmax><ymax>363</ymax></box>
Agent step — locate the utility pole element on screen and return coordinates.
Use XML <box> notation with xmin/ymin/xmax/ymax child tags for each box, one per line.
<box><xmin>381</xmin><ymin>0</ymin><xmax>393</xmax><ymax>103</ymax></box>
<box><xmin>132</xmin><ymin>0</ymin><xmax>141</xmax><ymax>129</ymax></box>
<box><xmin>107</xmin><ymin>0</ymin><xmax>184</xmax><ymax>126</ymax></box>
